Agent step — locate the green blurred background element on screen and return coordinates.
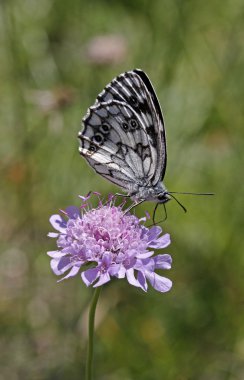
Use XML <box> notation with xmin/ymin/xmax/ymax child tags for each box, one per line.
<box><xmin>1</xmin><ymin>0</ymin><xmax>243</xmax><ymax>379</ymax></box>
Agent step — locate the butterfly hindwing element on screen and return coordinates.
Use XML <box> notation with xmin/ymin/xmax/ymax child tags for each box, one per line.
<box><xmin>79</xmin><ymin>100</ymin><xmax>158</xmax><ymax>189</ymax></box>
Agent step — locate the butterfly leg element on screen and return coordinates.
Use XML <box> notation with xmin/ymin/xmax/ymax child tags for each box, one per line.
<box><xmin>114</xmin><ymin>193</ymin><xmax>130</xmax><ymax>198</ymax></box>
<box><xmin>153</xmin><ymin>203</ymin><xmax>159</xmax><ymax>225</ymax></box>
<box><xmin>104</xmin><ymin>193</ymin><xmax>130</xmax><ymax>206</ymax></box>
<box><xmin>152</xmin><ymin>203</ymin><xmax>167</xmax><ymax>225</ymax></box>
<box><xmin>124</xmin><ymin>200</ymin><xmax>145</xmax><ymax>215</ymax></box>
<box><xmin>162</xmin><ymin>203</ymin><xmax>168</xmax><ymax>221</ymax></box>
<box><xmin>147</xmin><ymin>203</ymin><xmax>167</xmax><ymax>227</ymax></box>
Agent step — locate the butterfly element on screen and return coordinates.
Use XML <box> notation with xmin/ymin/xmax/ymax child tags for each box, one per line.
<box><xmin>78</xmin><ymin>69</ymin><xmax>171</xmax><ymax>209</ymax></box>
<box><xmin>78</xmin><ymin>69</ymin><xmax>213</xmax><ymax>217</ymax></box>
<box><xmin>78</xmin><ymin>69</ymin><xmax>213</xmax><ymax>220</ymax></box>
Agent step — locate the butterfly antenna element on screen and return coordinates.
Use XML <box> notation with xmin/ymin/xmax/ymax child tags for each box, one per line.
<box><xmin>167</xmin><ymin>191</ymin><xmax>214</xmax><ymax>212</ymax></box>
<box><xmin>168</xmin><ymin>191</ymin><xmax>214</xmax><ymax>196</ymax></box>
<box><xmin>168</xmin><ymin>193</ymin><xmax>187</xmax><ymax>213</ymax></box>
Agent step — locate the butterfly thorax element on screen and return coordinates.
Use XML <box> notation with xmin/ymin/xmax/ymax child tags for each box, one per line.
<box><xmin>130</xmin><ymin>182</ymin><xmax>170</xmax><ymax>204</ymax></box>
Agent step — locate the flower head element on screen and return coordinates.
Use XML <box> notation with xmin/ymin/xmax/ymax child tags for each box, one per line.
<box><xmin>47</xmin><ymin>194</ymin><xmax>172</xmax><ymax>292</ymax></box>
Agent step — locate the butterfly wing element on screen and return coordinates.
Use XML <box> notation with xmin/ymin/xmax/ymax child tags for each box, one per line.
<box><xmin>78</xmin><ymin>70</ymin><xmax>167</xmax><ymax>193</ymax></box>
<box><xmin>95</xmin><ymin>69</ymin><xmax>167</xmax><ymax>183</ymax></box>
<box><xmin>79</xmin><ymin>100</ymin><xmax>153</xmax><ymax>192</ymax></box>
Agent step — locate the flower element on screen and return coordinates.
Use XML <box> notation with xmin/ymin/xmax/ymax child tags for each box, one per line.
<box><xmin>47</xmin><ymin>194</ymin><xmax>172</xmax><ymax>292</ymax></box>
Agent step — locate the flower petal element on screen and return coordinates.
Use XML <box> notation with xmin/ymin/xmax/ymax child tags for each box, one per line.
<box><xmin>109</xmin><ymin>264</ymin><xmax>121</xmax><ymax>276</ymax></box>
<box><xmin>66</xmin><ymin>206</ymin><xmax>80</xmax><ymax>219</ymax></box>
<box><xmin>101</xmin><ymin>252</ymin><xmax>112</xmax><ymax>267</ymax></box>
<box><xmin>137</xmin><ymin>271</ymin><xmax>148</xmax><ymax>292</ymax></box>
<box><xmin>57</xmin><ymin>256</ymin><xmax>72</xmax><ymax>271</ymax></box>
<box><xmin>47</xmin><ymin>232</ymin><xmax>59</xmax><ymax>238</ymax></box>
<box><xmin>93</xmin><ymin>272</ymin><xmax>111</xmax><ymax>287</ymax></box>
<box><xmin>154</xmin><ymin>254</ymin><xmax>172</xmax><ymax>269</ymax></box>
<box><xmin>149</xmin><ymin>233</ymin><xmax>171</xmax><ymax>249</ymax></box>
<box><xmin>117</xmin><ymin>265</ymin><xmax>126</xmax><ymax>278</ymax></box>
<box><xmin>82</xmin><ymin>268</ymin><xmax>99</xmax><ymax>286</ymax></box>
<box><xmin>50</xmin><ymin>258</ymin><xmax>73</xmax><ymax>275</ymax></box>
<box><xmin>126</xmin><ymin>268</ymin><xmax>140</xmax><ymax>287</ymax></box>
<box><xmin>136</xmin><ymin>257</ymin><xmax>154</xmax><ymax>272</ymax></box>
<box><xmin>47</xmin><ymin>250</ymin><xmax>66</xmax><ymax>258</ymax></box>
<box><xmin>58</xmin><ymin>265</ymin><xmax>81</xmax><ymax>281</ymax></box>
<box><xmin>145</xmin><ymin>271</ymin><xmax>172</xmax><ymax>292</ymax></box>
<box><xmin>50</xmin><ymin>214</ymin><xmax>67</xmax><ymax>232</ymax></box>
<box><xmin>136</xmin><ymin>250</ymin><xmax>154</xmax><ymax>259</ymax></box>
<box><xmin>147</xmin><ymin>226</ymin><xmax>162</xmax><ymax>241</ymax></box>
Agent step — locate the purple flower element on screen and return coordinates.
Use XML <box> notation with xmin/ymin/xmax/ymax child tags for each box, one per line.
<box><xmin>47</xmin><ymin>194</ymin><xmax>172</xmax><ymax>292</ymax></box>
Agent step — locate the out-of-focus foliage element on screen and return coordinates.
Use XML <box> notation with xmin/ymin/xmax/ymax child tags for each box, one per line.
<box><xmin>0</xmin><ymin>0</ymin><xmax>243</xmax><ymax>379</ymax></box>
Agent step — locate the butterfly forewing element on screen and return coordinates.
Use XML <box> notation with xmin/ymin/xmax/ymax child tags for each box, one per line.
<box><xmin>94</xmin><ymin>70</ymin><xmax>166</xmax><ymax>183</ymax></box>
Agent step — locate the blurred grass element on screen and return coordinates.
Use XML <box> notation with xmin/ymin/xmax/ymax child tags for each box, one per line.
<box><xmin>0</xmin><ymin>0</ymin><xmax>244</xmax><ymax>379</ymax></box>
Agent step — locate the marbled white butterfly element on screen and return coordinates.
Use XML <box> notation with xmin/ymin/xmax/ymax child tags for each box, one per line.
<box><xmin>78</xmin><ymin>69</ymin><xmax>212</xmax><ymax>214</ymax></box>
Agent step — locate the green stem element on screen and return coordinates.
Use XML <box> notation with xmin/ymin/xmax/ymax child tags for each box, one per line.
<box><xmin>85</xmin><ymin>287</ymin><xmax>102</xmax><ymax>380</ymax></box>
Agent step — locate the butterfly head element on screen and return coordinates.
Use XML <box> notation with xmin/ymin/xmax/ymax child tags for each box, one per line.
<box><xmin>157</xmin><ymin>192</ymin><xmax>171</xmax><ymax>204</ymax></box>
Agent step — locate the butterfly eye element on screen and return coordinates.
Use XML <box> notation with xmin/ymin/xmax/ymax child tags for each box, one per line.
<box><xmin>122</xmin><ymin>122</ymin><xmax>129</xmax><ymax>131</ymax></box>
<box><xmin>157</xmin><ymin>193</ymin><xmax>170</xmax><ymax>204</ymax></box>
<box><xmin>130</xmin><ymin>119</ymin><xmax>138</xmax><ymax>129</ymax></box>
<box><xmin>92</xmin><ymin>133</ymin><xmax>104</xmax><ymax>144</ymax></box>
<box><xmin>157</xmin><ymin>194</ymin><xmax>166</xmax><ymax>201</ymax></box>
<box><xmin>100</xmin><ymin>124</ymin><xmax>110</xmax><ymax>134</ymax></box>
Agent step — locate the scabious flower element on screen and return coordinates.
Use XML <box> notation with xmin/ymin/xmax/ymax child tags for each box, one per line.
<box><xmin>47</xmin><ymin>194</ymin><xmax>172</xmax><ymax>292</ymax></box>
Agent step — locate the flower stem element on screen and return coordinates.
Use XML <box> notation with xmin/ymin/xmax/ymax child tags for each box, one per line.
<box><xmin>85</xmin><ymin>287</ymin><xmax>102</xmax><ymax>380</ymax></box>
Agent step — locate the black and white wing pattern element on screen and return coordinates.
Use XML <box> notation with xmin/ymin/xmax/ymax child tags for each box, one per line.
<box><xmin>78</xmin><ymin>69</ymin><xmax>168</xmax><ymax>203</ymax></box>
